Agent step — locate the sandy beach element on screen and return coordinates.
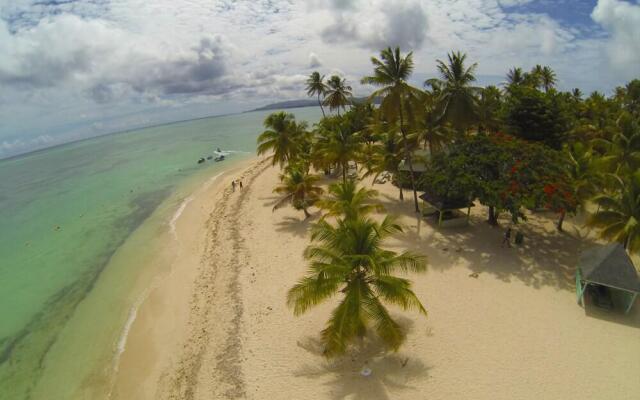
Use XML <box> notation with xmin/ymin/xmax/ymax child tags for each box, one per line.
<box><xmin>112</xmin><ymin>159</ymin><xmax>640</xmax><ymax>400</ymax></box>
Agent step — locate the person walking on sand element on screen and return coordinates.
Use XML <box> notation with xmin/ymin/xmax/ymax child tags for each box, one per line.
<box><xmin>239</xmin><ymin>180</ymin><xmax>243</xmax><ymax>190</ymax></box>
<box><xmin>502</xmin><ymin>227</ymin><xmax>512</xmax><ymax>248</ymax></box>
<box><xmin>231</xmin><ymin>180</ymin><xmax>236</xmax><ymax>192</ymax></box>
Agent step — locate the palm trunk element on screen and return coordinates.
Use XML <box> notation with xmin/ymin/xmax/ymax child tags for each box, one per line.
<box><xmin>342</xmin><ymin>163</ymin><xmax>347</xmax><ymax>184</ymax></box>
<box><xmin>488</xmin><ymin>206</ymin><xmax>498</xmax><ymax>226</ymax></box>
<box><xmin>318</xmin><ymin>93</ymin><xmax>326</xmax><ymax>118</ymax></box>
<box><xmin>399</xmin><ymin>186</ymin><xmax>404</xmax><ymax>200</ymax></box>
<box><xmin>303</xmin><ymin>207</ymin><xmax>311</xmax><ymax>219</ymax></box>
<box><xmin>557</xmin><ymin>211</ymin><xmax>566</xmax><ymax>232</ymax></box>
<box><xmin>399</xmin><ymin>103</ymin><xmax>419</xmax><ymax>213</ymax></box>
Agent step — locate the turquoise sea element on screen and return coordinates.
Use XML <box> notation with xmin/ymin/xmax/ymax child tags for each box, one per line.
<box><xmin>0</xmin><ymin>107</ymin><xmax>321</xmax><ymax>400</ymax></box>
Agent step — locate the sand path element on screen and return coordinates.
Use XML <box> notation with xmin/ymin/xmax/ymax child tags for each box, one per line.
<box><xmin>160</xmin><ymin>159</ymin><xmax>270</xmax><ymax>399</ymax></box>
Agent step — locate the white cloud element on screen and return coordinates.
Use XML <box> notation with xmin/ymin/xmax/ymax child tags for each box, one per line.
<box><xmin>309</xmin><ymin>52</ymin><xmax>323</xmax><ymax>68</ymax></box>
<box><xmin>498</xmin><ymin>0</ymin><xmax>535</xmax><ymax>7</ymax></box>
<box><xmin>0</xmin><ymin>0</ymin><xmax>638</xmax><ymax>158</ymax></box>
<box><xmin>591</xmin><ymin>0</ymin><xmax>640</xmax><ymax>79</ymax></box>
<box><xmin>318</xmin><ymin>0</ymin><xmax>428</xmax><ymax>50</ymax></box>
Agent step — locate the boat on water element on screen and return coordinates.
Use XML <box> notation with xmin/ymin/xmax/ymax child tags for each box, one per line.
<box><xmin>214</xmin><ymin>155</ymin><xmax>225</xmax><ymax>162</ymax></box>
<box><xmin>197</xmin><ymin>157</ymin><xmax>206</xmax><ymax>164</ymax></box>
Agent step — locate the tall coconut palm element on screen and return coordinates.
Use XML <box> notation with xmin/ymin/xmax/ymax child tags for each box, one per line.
<box><xmin>314</xmin><ymin>116</ymin><xmax>363</xmax><ymax>183</ymax></box>
<box><xmin>476</xmin><ymin>85</ymin><xmax>502</xmax><ymax>134</ymax></box>
<box><xmin>361</xmin><ymin>47</ymin><xmax>423</xmax><ymax>212</ymax></box>
<box><xmin>306</xmin><ymin>71</ymin><xmax>328</xmax><ymax>117</ymax></box>
<box><xmin>540</xmin><ymin>66</ymin><xmax>557</xmax><ymax>92</ymax></box>
<box><xmin>362</xmin><ymin>129</ymin><xmax>406</xmax><ymax>199</ymax></box>
<box><xmin>588</xmin><ymin>172</ymin><xmax>640</xmax><ymax>253</ymax></box>
<box><xmin>429</xmin><ymin>51</ymin><xmax>480</xmax><ymax>135</ymax></box>
<box><xmin>317</xmin><ymin>180</ymin><xmax>384</xmax><ymax>220</ymax></box>
<box><xmin>273</xmin><ymin>164</ymin><xmax>324</xmax><ymax>218</ymax></box>
<box><xmin>505</xmin><ymin>67</ymin><xmax>525</xmax><ymax>87</ymax></box>
<box><xmin>594</xmin><ymin>112</ymin><xmax>640</xmax><ymax>174</ymax></box>
<box><xmin>565</xmin><ymin>142</ymin><xmax>601</xmax><ymax>210</ymax></box>
<box><xmin>257</xmin><ymin>112</ymin><xmax>303</xmax><ymax>167</ymax></box>
<box><xmin>287</xmin><ymin>215</ymin><xmax>427</xmax><ymax>357</ymax></box>
<box><xmin>323</xmin><ymin>75</ymin><xmax>352</xmax><ymax>116</ymax></box>
<box><xmin>572</xmin><ymin>88</ymin><xmax>583</xmax><ymax>100</ymax></box>
<box><xmin>419</xmin><ymin>96</ymin><xmax>450</xmax><ymax>152</ymax></box>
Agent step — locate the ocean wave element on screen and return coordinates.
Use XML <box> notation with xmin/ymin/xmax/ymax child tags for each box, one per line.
<box><xmin>169</xmin><ymin>196</ymin><xmax>194</xmax><ymax>239</ymax></box>
<box><xmin>202</xmin><ymin>171</ymin><xmax>224</xmax><ymax>191</ymax></box>
<box><xmin>108</xmin><ymin>286</ymin><xmax>152</xmax><ymax>399</ymax></box>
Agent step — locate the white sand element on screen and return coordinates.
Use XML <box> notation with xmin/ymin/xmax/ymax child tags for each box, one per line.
<box><xmin>113</xmin><ymin>160</ymin><xmax>640</xmax><ymax>400</ymax></box>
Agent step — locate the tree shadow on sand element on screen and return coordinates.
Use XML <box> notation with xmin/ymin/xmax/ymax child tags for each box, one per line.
<box><xmin>376</xmin><ymin>192</ymin><xmax>599</xmax><ymax>291</ymax></box>
<box><xmin>259</xmin><ymin>195</ymin><xmax>283</xmax><ymax>208</ymax></box>
<box><xmin>292</xmin><ymin>319</ymin><xmax>431</xmax><ymax>400</ymax></box>
<box><xmin>274</xmin><ymin>213</ymin><xmax>320</xmax><ymax>238</ymax></box>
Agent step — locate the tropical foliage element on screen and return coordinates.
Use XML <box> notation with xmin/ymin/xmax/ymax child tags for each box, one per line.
<box><xmin>361</xmin><ymin>47</ymin><xmax>423</xmax><ymax>212</ymax></box>
<box><xmin>273</xmin><ymin>164</ymin><xmax>323</xmax><ymax>218</ymax></box>
<box><xmin>287</xmin><ymin>215</ymin><xmax>426</xmax><ymax>356</ymax></box>
<box><xmin>588</xmin><ymin>172</ymin><xmax>640</xmax><ymax>253</ymax></box>
<box><xmin>257</xmin><ymin>46</ymin><xmax>640</xmax><ymax>360</ymax></box>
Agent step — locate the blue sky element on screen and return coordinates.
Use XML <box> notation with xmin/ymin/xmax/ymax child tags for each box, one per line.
<box><xmin>1</xmin><ymin>0</ymin><xmax>639</xmax><ymax>158</ymax></box>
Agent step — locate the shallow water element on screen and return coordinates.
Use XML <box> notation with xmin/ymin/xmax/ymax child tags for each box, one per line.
<box><xmin>0</xmin><ymin>107</ymin><xmax>321</xmax><ymax>399</ymax></box>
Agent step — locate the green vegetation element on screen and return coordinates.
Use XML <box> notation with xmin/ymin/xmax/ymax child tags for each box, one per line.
<box><xmin>287</xmin><ymin>215</ymin><xmax>426</xmax><ymax>357</ymax></box>
<box><xmin>272</xmin><ymin>164</ymin><xmax>323</xmax><ymax>218</ymax></box>
<box><xmin>258</xmin><ymin>48</ymin><xmax>640</xmax><ymax>357</ymax></box>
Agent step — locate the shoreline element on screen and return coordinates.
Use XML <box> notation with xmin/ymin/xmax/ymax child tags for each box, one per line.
<box><xmin>110</xmin><ymin>156</ymin><xmax>265</xmax><ymax>399</ymax></box>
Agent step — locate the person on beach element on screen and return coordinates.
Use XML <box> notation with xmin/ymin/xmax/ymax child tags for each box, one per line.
<box><xmin>232</xmin><ymin>180</ymin><xmax>236</xmax><ymax>192</ymax></box>
<box><xmin>239</xmin><ymin>180</ymin><xmax>243</xmax><ymax>190</ymax></box>
<box><xmin>502</xmin><ymin>227</ymin><xmax>512</xmax><ymax>248</ymax></box>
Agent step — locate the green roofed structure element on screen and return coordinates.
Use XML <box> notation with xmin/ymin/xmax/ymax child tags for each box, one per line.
<box><xmin>419</xmin><ymin>191</ymin><xmax>474</xmax><ymax>228</ymax></box>
<box><xmin>576</xmin><ymin>243</ymin><xmax>640</xmax><ymax>314</ymax></box>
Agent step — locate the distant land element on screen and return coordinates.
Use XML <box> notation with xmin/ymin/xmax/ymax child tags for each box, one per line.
<box><xmin>248</xmin><ymin>97</ymin><xmax>381</xmax><ymax>112</ymax></box>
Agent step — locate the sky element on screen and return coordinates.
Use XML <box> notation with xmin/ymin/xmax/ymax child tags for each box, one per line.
<box><xmin>1</xmin><ymin>0</ymin><xmax>639</xmax><ymax>158</ymax></box>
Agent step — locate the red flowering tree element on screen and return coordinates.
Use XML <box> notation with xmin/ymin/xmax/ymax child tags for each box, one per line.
<box><xmin>421</xmin><ymin>133</ymin><xmax>575</xmax><ymax>227</ymax></box>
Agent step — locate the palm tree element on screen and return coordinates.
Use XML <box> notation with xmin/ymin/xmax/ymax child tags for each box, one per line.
<box><xmin>323</xmin><ymin>75</ymin><xmax>352</xmax><ymax>116</ymax></box>
<box><xmin>588</xmin><ymin>172</ymin><xmax>640</xmax><ymax>253</ymax></box>
<box><xmin>306</xmin><ymin>71</ymin><xmax>328</xmax><ymax>117</ymax></box>
<box><xmin>362</xmin><ymin>129</ymin><xmax>406</xmax><ymax>199</ymax></box>
<box><xmin>317</xmin><ymin>180</ymin><xmax>384</xmax><ymax>220</ymax></box>
<box><xmin>540</xmin><ymin>66</ymin><xmax>557</xmax><ymax>92</ymax></box>
<box><xmin>257</xmin><ymin>112</ymin><xmax>304</xmax><ymax>167</ymax></box>
<box><xmin>287</xmin><ymin>215</ymin><xmax>427</xmax><ymax>357</ymax></box>
<box><xmin>419</xmin><ymin>95</ymin><xmax>450</xmax><ymax>152</ymax></box>
<box><xmin>476</xmin><ymin>85</ymin><xmax>502</xmax><ymax>134</ymax></box>
<box><xmin>361</xmin><ymin>47</ymin><xmax>423</xmax><ymax>212</ymax></box>
<box><xmin>572</xmin><ymin>88</ymin><xmax>583</xmax><ymax>100</ymax></box>
<box><xmin>505</xmin><ymin>67</ymin><xmax>525</xmax><ymax>87</ymax></box>
<box><xmin>594</xmin><ymin>112</ymin><xmax>640</xmax><ymax>174</ymax></box>
<box><xmin>565</xmin><ymin>142</ymin><xmax>600</xmax><ymax>210</ymax></box>
<box><xmin>429</xmin><ymin>51</ymin><xmax>480</xmax><ymax>135</ymax></box>
<box><xmin>314</xmin><ymin>116</ymin><xmax>363</xmax><ymax>183</ymax></box>
<box><xmin>530</xmin><ymin>64</ymin><xmax>545</xmax><ymax>89</ymax></box>
<box><xmin>273</xmin><ymin>164</ymin><xmax>324</xmax><ymax>218</ymax></box>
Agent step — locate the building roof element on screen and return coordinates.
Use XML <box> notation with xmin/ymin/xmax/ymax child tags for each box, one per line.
<box><xmin>419</xmin><ymin>191</ymin><xmax>474</xmax><ymax>211</ymax></box>
<box><xmin>578</xmin><ymin>243</ymin><xmax>640</xmax><ymax>293</ymax></box>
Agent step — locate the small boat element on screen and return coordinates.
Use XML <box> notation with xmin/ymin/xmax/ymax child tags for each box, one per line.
<box><xmin>206</xmin><ymin>155</ymin><xmax>213</xmax><ymax>160</ymax></box>
<box><xmin>197</xmin><ymin>157</ymin><xmax>206</xmax><ymax>164</ymax></box>
<box><xmin>216</xmin><ymin>147</ymin><xmax>222</xmax><ymax>153</ymax></box>
<box><xmin>214</xmin><ymin>155</ymin><xmax>225</xmax><ymax>162</ymax></box>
